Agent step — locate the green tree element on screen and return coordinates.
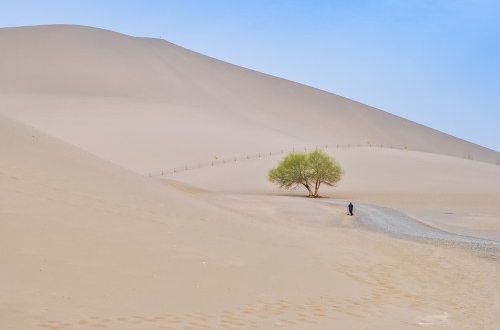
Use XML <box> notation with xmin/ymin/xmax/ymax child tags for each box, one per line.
<box><xmin>268</xmin><ymin>149</ymin><xmax>343</xmax><ymax>197</ymax></box>
<box><xmin>268</xmin><ymin>152</ymin><xmax>314</xmax><ymax>196</ymax></box>
<box><xmin>308</xmin><ymin>149</ymin><xmax>344</xmax><ymax>197</ymax></box>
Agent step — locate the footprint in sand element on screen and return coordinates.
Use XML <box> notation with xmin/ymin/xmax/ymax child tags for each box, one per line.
<box><xmin>414</xmin><ymin>312</ymin><xmax>449</xmax><ymax>326</ymax></box>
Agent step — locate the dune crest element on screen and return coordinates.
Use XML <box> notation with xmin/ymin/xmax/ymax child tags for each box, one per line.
<box><xmin>1</xmin><ymin>24</ymin><xmax>498</xmax><ymax>173</ymax></box>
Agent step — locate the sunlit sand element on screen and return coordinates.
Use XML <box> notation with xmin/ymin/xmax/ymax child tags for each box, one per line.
<box><xmin>1</xmin><ymin>25</ymin><xmax>499</xmax><ymax>329</ymax></box>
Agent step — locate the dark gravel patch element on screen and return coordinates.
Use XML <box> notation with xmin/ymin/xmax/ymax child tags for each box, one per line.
<box><xmin>328</xmin><ymin>200</ymin><xmax>500</xmax><ymax>260</ymax></box>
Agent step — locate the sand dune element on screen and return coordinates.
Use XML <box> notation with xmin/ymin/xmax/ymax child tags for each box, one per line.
<box><xmin>168</xmin><ymin>146</ymin><xmax>500</xmax><ymax>241</ymax></box>
<box><xmin>1</xmin><ymin>25</ymin><xmax>500</xmax><ymax>328</ymax></box>
<box><xmin>1</xmin><ymin>24</ymin><xmax>498</xmax><ymax>174</ymax></box>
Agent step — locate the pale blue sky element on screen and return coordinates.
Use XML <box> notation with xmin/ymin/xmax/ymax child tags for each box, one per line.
<box><xmin>2</xmin><ymin>0</ymin><xmax>499</xmax><ymax>151</ymax></box>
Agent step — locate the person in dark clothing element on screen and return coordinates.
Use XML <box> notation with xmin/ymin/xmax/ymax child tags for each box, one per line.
<box><xmin>348</xmin><ymin>202</ymin><xmax>354</xmax><ymax>216</ymax></box>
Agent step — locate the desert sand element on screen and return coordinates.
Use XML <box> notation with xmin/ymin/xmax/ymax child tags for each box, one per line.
<box><xmin>1</xmin><ymin>25</ymin><xmax>500</xmax><ymax>329</ymax></box>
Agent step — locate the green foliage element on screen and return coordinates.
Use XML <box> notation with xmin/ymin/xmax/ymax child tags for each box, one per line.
<box><xmin>268</xmin><ymin>153</ymin><xmax>312</xmax><ymax>195</ymax></box>
<box><xmin>268</xmin><ymin>149</ymin><xmax>343</xmax><ymax>197</ymax></box>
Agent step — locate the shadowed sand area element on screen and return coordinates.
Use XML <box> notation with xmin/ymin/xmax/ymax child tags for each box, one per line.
<box><xmin>1</xmin><ymin>25</ymin><xmax>500</xmax><ymax>329</ymax></box>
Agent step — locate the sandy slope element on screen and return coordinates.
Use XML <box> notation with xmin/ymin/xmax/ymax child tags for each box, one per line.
<box><xmin>1</xmin><ymin>24</ymin><xmax>499</xmax><ymax>174</ymax></box>
<box><xmin>167</xmin><ymin>147</ymin><xmax>500</xmax><ymax>241</ymax></box>
<box><xmin>2</xmin><ymin>114</ymin><xmax>500</xmax><ymax>329</ymax></box>
<box><xmin>1</xmin><ymin>25</ymin><xmax>500</xmax><ymax>329</ymax></box>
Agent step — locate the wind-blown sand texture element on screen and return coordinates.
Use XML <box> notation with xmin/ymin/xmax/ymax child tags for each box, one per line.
<box><xmin>1</xmin><ymin>25</ymin><xmax>500</xmax><ymax>329</ymax></box>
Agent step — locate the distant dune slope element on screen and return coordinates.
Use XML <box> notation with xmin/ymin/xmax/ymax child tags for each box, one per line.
<box><xmin>1</xmin><ymin>24</ymin><xmax>498</xmax><ymax>173</ymax></box>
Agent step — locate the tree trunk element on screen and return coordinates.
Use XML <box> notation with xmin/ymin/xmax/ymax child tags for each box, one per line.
<box><xmin>313</xmin><ymin>180</ymin><xmax>321</xmax><ymax>197</ymax></box>
<box><xmin>303</xmin><ymin>183</ymin><xmax>314</xmax><ymax>197</ymax></box>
